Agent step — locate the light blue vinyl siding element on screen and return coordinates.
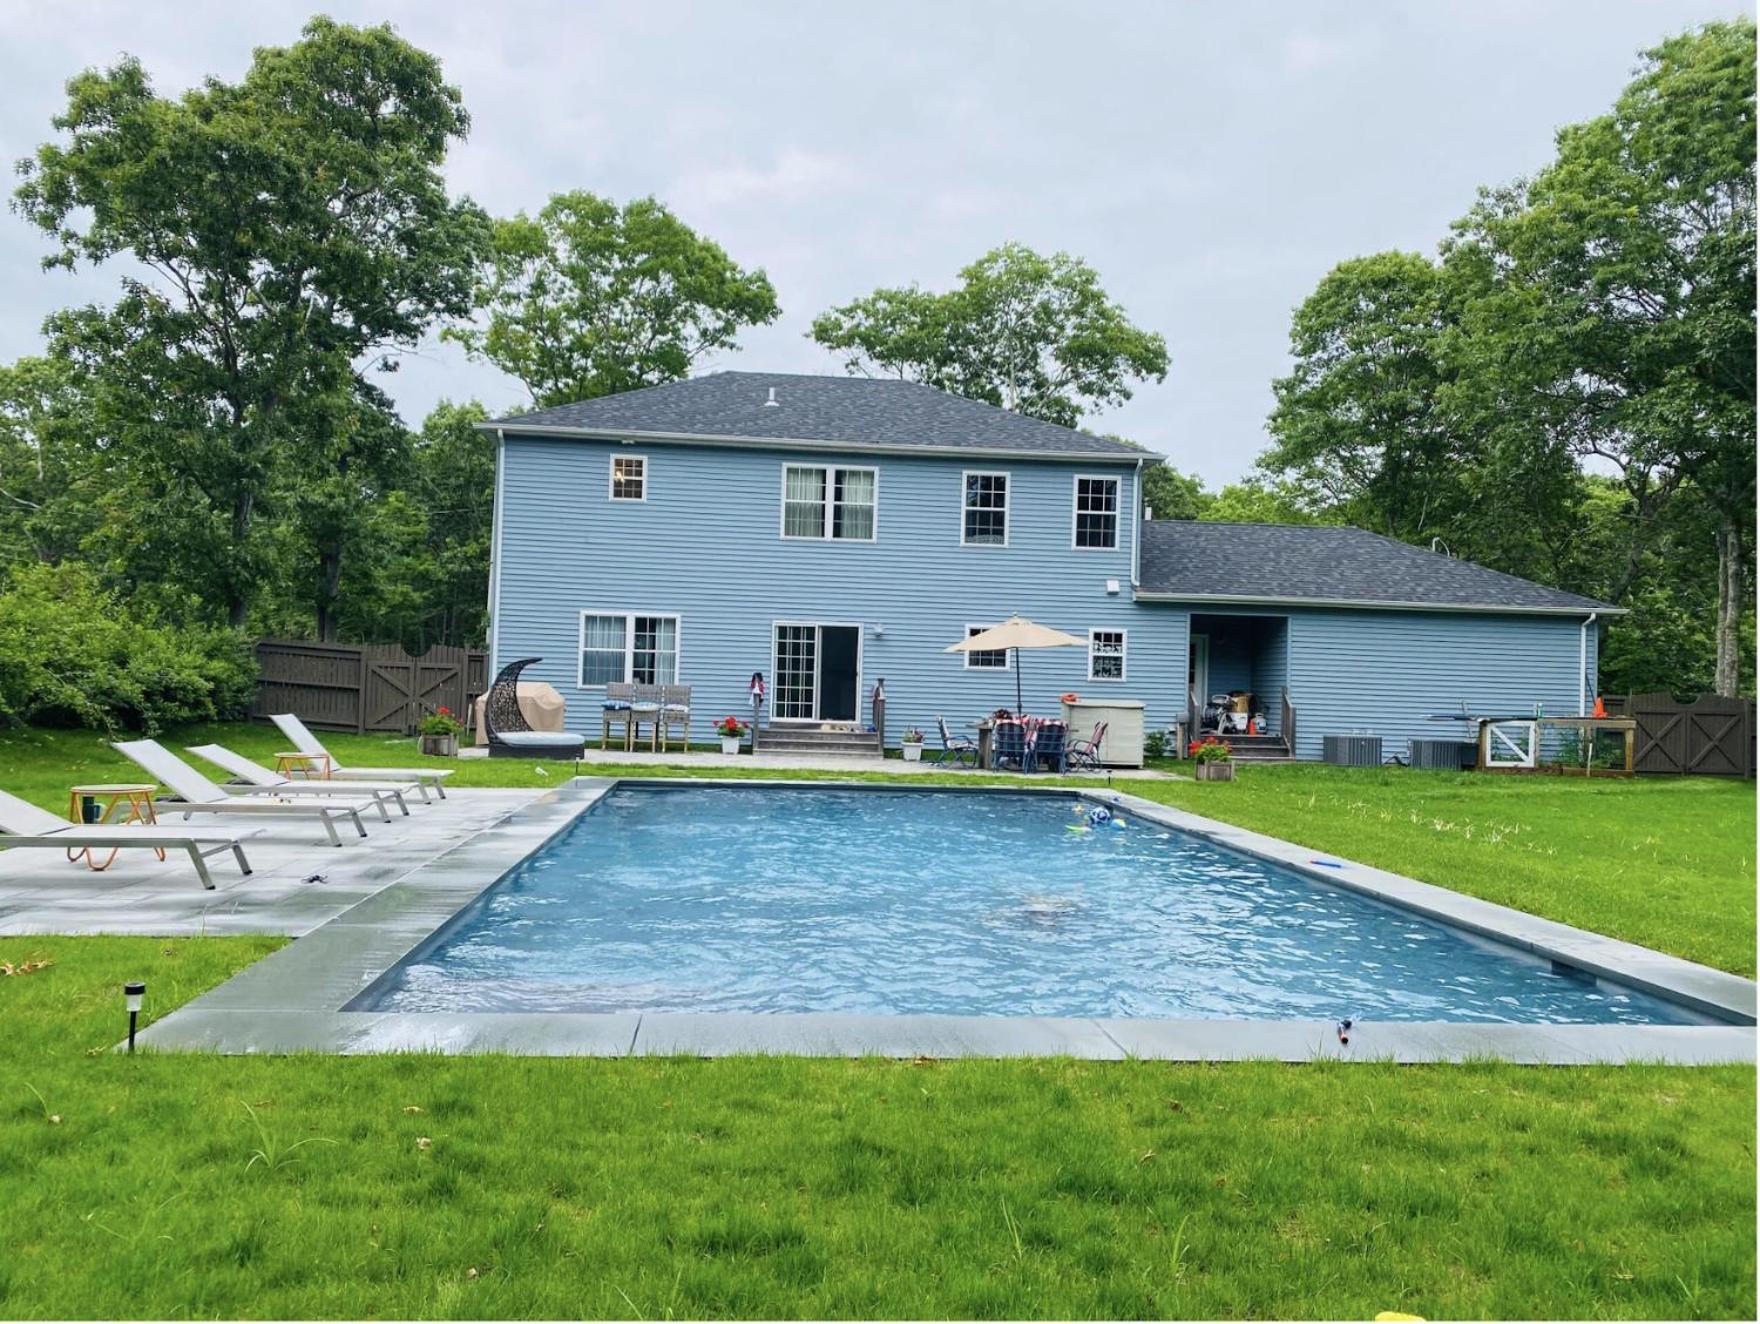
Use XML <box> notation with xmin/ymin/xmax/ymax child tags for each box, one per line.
<box><xmin>492</xmin><ymin>433</ymin><xmax>1601</xmax><ymax>758</ymax></box>
<box><xmin>491</xmin><ymin>436</ymin><xmax>1178</xmax><ymax>744</ymax></box>
<box><xmin>1283</xmin><ymin>607</ymin><xmax>1594</xmax><ymax>762</ymax></box>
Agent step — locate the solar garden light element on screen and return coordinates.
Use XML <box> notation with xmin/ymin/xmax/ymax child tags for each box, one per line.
<box><xmin>124</xmin><ymin>981</ymin><xmax>145</xmax><ymax>1053</ymax></box>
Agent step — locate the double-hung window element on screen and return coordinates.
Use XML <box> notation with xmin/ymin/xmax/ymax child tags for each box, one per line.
<box><xmin>963</xmin><ymin>625</ymin><xmax>1010</xmax><ymax>670</ymax></box>
<box><xmin>1088</xmin><ymin>629</ymin><xmax>1126</xmax><ymax>681</ymax></box>
<box><xmin>1073</xmin><ymin>476</ymin><xmax>1120</xmax><ymax>550</ymax></box>
<box><xmin>609</xmin><ymin>454</ymin><xmax>646</xmax><ymax>500</ymax></box>
<box><xmin>578</xmin><ymin>612</ymin><xmax>680</xmax><ymax>686</ymax></box>
<box><xmin>962</xmin><ymin>472</ymin><xmax>1009</xmax><ymax>545</ymax></box>
<box><xmin>781</xmin><ymin>464</ymin><xmax>876</xmax><ymax>541</ymax></box>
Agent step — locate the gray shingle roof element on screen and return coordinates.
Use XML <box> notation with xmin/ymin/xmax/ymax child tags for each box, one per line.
<box><xmin>1138</xmin><ymin>521</ymin><xmax>1615</xmax><ymax>613</ymax></box>
<box><xmin>490</xmin><ymin>371</ymin><xmax>1144</xmax><ymax>457</ymax></box>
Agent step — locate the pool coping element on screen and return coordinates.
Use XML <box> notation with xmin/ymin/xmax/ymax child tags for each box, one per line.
<box><xmin>136</xmin><ymin>777</ymin><xmax>1757</xmax><ymax>1065</ymax></box>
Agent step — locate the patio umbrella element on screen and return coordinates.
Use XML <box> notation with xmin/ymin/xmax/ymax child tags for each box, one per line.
<box><xmin>945</xmin><ymin>615</ymin><xmax>1084</xmax><ymax>715</ymax></box>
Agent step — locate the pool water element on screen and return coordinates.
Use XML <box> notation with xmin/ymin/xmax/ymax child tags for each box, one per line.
<box><xmin>363</xmin><ymin>787</ymin><xmax>1699</xmax><ymax>1024</ymax></box>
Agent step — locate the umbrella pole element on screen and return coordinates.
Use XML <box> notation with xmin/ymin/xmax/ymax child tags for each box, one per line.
<box><xmin>1015</xmin><ymin>648</ymin><xmax>1023</xmax><ymax>716</ymax></box>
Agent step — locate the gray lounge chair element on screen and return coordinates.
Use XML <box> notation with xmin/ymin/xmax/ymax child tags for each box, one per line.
<box><xmin>270</xmin><ymin>713</ymin><xmax>455</xmax><ymax>800</ymax></box>
<box><xmin>186</xmin><ymin>744</ymin><xmax>416</xmax><ymax>819</ymax></box>
<box><xmin>0</xmin><ymin>787</ymin><xmax>259</xmax><ymax>891</ymax></box>
<box><xmin>932</xmin><ymin>715</ymin><xmax>979</xmax><ymax>769</ymax></box>
<box><xmin>113</xmin><ymin>740</ymin><xmax>374</xmax><ymax>846</ymax></box>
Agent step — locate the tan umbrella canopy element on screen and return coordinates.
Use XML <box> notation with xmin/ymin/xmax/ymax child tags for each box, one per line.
<box><xmin>945</xmin><ymin>615</ymin><xmax>1084</xmax><ymax>715</ymax></box>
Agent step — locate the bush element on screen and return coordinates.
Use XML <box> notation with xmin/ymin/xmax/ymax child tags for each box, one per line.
<box><xmin>0</xmin><ymin>563</ymin><xmax>257</xmax><ymax>733</ymax></box>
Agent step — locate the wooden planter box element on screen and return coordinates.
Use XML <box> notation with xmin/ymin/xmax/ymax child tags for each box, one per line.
<box><xmin>1195</xmin><ymin>760</ymin><xmax>1235</xmax><ymax>782</ymax></box>
<box><xmin>419</xmin><ymin>733</ymin><xmax>458</xmax><ymax>758</ymax></box>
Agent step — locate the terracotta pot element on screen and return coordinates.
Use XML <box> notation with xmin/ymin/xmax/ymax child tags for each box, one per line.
<box><xmin>419</xmin><ymin>733</ymin><xmax>458</xmax><ymax>758</ymax></box>
<box><xmin>1195</xmin><ymin>759</ymin><xmax>1235</xmax><ymax>782</ymax></box>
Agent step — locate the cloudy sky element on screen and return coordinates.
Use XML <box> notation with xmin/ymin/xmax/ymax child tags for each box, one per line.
<box><xmin>0</xmin><ymin>0</ymin><xmax>1742</xmax><ymax>483</ymax></box>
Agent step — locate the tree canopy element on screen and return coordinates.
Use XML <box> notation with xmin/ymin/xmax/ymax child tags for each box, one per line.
<box><xmin>12</xmin><ymin>16</ymin><xmax>490</xmax><ymax>627</ymax></box>
<box><xmin>811</xmin><ymin>243</ymin><xmax>1169</xmax><ymax>427</ymax></box>
<box><xmin>448</xmin><ymin>192</ymin><xmax>780</xmax><ymax>407</ymax></box>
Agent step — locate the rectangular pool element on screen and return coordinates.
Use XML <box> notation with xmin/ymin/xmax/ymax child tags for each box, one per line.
<box><xmin>359</xmin><ymin>786</ymin><xmax>1703</xmax><ymax>1024</ymax></box>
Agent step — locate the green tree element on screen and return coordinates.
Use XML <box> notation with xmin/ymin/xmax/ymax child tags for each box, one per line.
<box><xmin>0</xmin><ymin>355</ymin><xmax>105</xmax><ymax>569</ymax></box>
<box><xmin>1201</xmin><ymin>480</ymin><xmax>1327</xmax><ymax>526</ymax></box>
<box><xmin>811</xmin><ymin>243</ymin><xmax>1169</xmax><ymax>427</ymax></box>
<box><xmin>12</xmin><ymin>17</ymin><xmax>490</xmax><ymax>627</ymax></box>
<box><xmin>1447</xmin><ymin>19</ymin><xmax>1755</xmax><ymax>694</ymax></box>
<box><xmin>449</xmin><ymin>193</ymin><xmax>780</xmax><ymax>408</ymax></box>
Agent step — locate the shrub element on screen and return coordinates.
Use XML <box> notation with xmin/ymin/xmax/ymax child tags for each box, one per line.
<box><xmin>0</xmin><ymin>563</ymin><xmax>256</xmax><ymax>733</ymax></box>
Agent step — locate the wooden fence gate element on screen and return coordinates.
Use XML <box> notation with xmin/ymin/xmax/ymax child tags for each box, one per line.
<box><xmin>1615</xmin><ymin>692</ymin><xmax>1756</xmax><ymax>777</ymax></box>
<box><xmin>252</xmin><ymin>640</ymin><xmax>489</xmax><ymax>735</ymax></box>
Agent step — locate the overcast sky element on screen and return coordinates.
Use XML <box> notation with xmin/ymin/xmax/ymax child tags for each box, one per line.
<box><xmin>0</xmin><ymin>1</ymin><xmax>1743</xmax><ymax>484</ymax></box>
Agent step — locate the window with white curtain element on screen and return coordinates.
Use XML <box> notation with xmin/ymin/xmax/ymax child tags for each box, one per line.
<box><xmin>579</xmin><ymin>612</ymin><xmax>680</xmax><ymax>686</ymax></box>
<box><xmin>781</xmin><ymin>464</ymin><xmax>877</xmax><ymax>541</ymax></box>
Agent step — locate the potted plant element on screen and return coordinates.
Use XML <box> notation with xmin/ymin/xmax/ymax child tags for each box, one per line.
<box><xmin>716</xmin><ymin>715</ymin><xmax>748</xmax><ymax>754</ymax></box>
<box><xmin>1189</xmin><ymin>735</ymin><xmax>1234</xmax><ymax>782</ymax></box>
<box><xmin>900</xmin><ymin>727</ymin><xmax>926</xmax><ymax>762</ymax></box>
<box><xmin>418</xmin><ymin>706</ymin><xmax>464</xmax><ymax>758</ymax></box>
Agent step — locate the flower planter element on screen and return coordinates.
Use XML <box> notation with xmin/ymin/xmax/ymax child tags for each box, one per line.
<box><xmin>1195</xmin><ymin>760</ymin><xmax>1235</xmax><ymax>782</ymax></box>
<box><xmin>720</xmin><ymin>737</ymin><xmax>742</xmax><ymax>755</ymax></box>
<box><xmin>901</xmin><ymin>743</ymin><xmax>924</xmax><ymax>763</ymax></box>
<box><xmin>419</xmin><ymin>734</ymin><xmax>458</xmax><ymax>758</ymax></box>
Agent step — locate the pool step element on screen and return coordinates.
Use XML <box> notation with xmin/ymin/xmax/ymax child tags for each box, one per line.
<box><xmin>755</xmin><ymin>725</ymin><xmax>885</xmax><ymax>760</ymax></box>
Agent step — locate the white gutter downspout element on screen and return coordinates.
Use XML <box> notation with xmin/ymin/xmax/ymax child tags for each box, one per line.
<box><xmin>1131</xmin><ymin>457</ymin><xmax>1144</xmax><ymax>589</ymax></box>
<box><xmin>488</xmin><ymin>429</ymin><xmax>507</xmax><ymax>675</ymax></box>
<box><xmin>1579</xmin><ymin>611</ymin><xmax>1599</xmax><ymax>714</ymax></box>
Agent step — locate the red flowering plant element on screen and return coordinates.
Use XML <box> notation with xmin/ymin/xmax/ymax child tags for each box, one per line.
<box><xmin>1188</xmin><ymin>734</ymin><xmax>1233</xmax><ymax>764</ymax></box>
<box><xmin>418</xmin><ymin>705</ymin><xmax>464</xmax><ymax>737</ymax></box>
<box><xmin>715</xmin><ymin>715</ymin><xmax>749</xmax><ymax>739</ymax></box>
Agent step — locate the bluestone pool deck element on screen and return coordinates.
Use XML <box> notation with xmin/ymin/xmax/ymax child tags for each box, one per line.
<box><xmin>132</xmin><ymin>778</ymin><xmax>1755</xmax><ymax>1065</ymax></box>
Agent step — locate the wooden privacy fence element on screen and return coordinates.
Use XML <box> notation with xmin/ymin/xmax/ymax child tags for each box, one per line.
<box><xmin>1605</xmin><ymin>692</ymin><xmax>1756</xmax><ymax>777</ymax></box>
<box><xmin>252</xmin><ymin>640</ymin><xmax>488</xmax><ymax>735</ymax></box>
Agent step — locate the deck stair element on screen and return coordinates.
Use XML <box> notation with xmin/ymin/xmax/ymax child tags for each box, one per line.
<box><xmin>1222</xmin><ymin>732</ymin><xmax>1294</xmax><ymax>763</ymax></box>
<box><xmin>755</xmin><ymin>725</ymin><xmax>884</xmax><ymax>760</ymax></box>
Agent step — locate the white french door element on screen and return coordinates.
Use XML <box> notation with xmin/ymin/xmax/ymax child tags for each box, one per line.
<box><xmin>773</xmin><ymin>624</ymin><xmax>819</xmax><ymax>720</ymax></box>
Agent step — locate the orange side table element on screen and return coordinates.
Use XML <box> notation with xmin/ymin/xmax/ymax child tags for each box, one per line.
<box><xmin>66</xmin><ymin>783</ymin><xmax>164</xmax><ymax>871</ymax></box>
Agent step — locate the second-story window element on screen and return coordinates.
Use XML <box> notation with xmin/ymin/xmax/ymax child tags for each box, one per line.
<box><xmin>1073</xmin><ymin>476</ymin><xmax>1120</xmax><ymax>549</ymax></box>
<box><xmin>782</xmin><ymin>464</ymin><xmax>876</xmax><ymax>541</ymax></box>
<box><xmin>609</xmin><ymin>454</ymin><xmax>646</xmax><ymax>501</ymax></box>
<box><xmin>962</xmin><ymin>472</ymin><xmax>1008</xmax><ymax>545</ymax></box>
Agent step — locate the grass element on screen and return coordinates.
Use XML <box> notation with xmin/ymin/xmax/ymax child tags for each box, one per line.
<box><xmin>3</xmin><ymin>722</ymin><xmax>1752</xmax><ymax>973</ymax></box>
<box><xmin>0</xmin><ymin>936</ymin><xmax>1752</xmax><ymax>1320</ymax></box>
<box><xmin>2</xmin><ymin>722</ymin><xmax>1754</xmax><ymax>1317</ymax></box>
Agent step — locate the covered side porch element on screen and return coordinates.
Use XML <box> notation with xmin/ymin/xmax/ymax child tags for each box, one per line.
<box><xmin>1186</xmin><ymin>612</ymin><xmax>1295</xmax><ymax>758</ymax></box>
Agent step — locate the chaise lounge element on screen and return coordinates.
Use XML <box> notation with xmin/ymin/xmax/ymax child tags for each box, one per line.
<box><xmin>186</xmin><ymin>744</ymin><xmax>418</xmax><ymax>819</ymax></box>
<box><xmin>114</xmin><ymin>740</ymin><xmax>376</xmax><ymax>846</ymax></box>
<box><xmin>270</xmin><ymin>713</ymin><xmax>456</xmax><ymax>800</ymax></box>
<box><xmin>0</xmin><ymin>787</ymin><xmax>260</xmax><ymax>891</ymax></box>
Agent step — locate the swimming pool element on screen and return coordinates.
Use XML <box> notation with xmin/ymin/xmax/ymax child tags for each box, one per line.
<box><xmin>360</xmin><ymin>786</ymin><xmax>1701</xmax><ymax>1025</ymax></box>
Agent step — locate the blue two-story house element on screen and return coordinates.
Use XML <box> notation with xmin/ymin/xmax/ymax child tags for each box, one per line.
<box><xmin>485</xmin><ymin>371</ymin><xmax>1616</xmax><ymax>761</ymax></box>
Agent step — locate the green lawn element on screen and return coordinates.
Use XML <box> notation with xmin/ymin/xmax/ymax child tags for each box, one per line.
<box><xmin>3</xmin><ymin>722</ymin><xmax>1752</xmax><ymax>972</ymax></box>
<box><xmin>2</xmin><ymin>722</ymin><xmax>1754</xmax><ymax>1318</ymax></box>
<box><xmin>0</xmin><ymin>937</ymin><xmax>1752</xmax><ymax>1320</ymax></box>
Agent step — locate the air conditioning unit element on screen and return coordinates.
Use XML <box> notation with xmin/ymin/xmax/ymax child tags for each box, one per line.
<box><xmin>1408</xmin><ymin>738</ymin><xmax>1476</xmax><ymax>770</ymax></box>
<box><xmin>1323</xmin><ymin>734</ymin><xmax>1383</xmax><ymax>767</ymax></box>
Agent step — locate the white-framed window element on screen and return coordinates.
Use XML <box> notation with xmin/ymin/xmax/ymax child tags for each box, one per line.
<box><xmin>609</xmin><ymin>454</ymin><xmax>647</xmax><ymax>501</ymax></box>
<box><xmin>781</xmin><ymin>464</ymin><xmax>877</xmax><ymax>541</ymax></box>
<box><xmin>1088</xmin><ymin>628</ymin><xmax>1126</xmax><ymax>681</ymax></box>
<box><xmin>578</xmin><ymin>611</ymin><xmax>680</xmax><ymax>686</ymax></box>
<box><xmin>963</xmin><ymin>624</ymin><xmax>1011</xmax><ymax>670</ymax></box>
<box><xmin>961</xmin><ymin>471</ymin><xmax>1009</xmax><ymax>546</ymax></box>
<box><xmin>1073</xmin><ymin>475</ymin><xmax>1120</xmax><ymax>550</ymax></box>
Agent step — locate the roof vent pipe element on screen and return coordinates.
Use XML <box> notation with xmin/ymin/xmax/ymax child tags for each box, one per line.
<box><xmin>763</xmin><ymin>387</ymin><xmax>780</xmax><ymax>407</ymax></box>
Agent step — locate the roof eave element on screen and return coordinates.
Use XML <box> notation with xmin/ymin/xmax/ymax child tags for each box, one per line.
<box><xmin>1131</xmin><ymin>590</ymin><xmax>1624</xmax><ymax>617</ymax></box>
<box><xmin>480</xmin><ymin>420</ymin><xmax>1150</xmax><ymax>463</ymax></box>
